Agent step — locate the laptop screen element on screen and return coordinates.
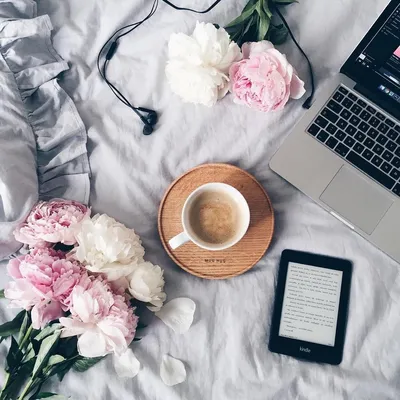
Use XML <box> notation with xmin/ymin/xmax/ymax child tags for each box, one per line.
<box><xmin>342</xmin><ymin>1</ymin><xmax>400</xmax><ymax>118</ymax></box>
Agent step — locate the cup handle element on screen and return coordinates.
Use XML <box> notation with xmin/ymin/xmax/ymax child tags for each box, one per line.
<box><xmin>169</xmin><ymin>232</ymin><xmax>190</xmax><ymax>250</ymax></box>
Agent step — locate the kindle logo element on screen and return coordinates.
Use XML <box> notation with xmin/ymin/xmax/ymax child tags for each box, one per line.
<box><xmin>299</xmin><ymin>347</ymin><xmax>311</xmax><ymax>353</ymax></box>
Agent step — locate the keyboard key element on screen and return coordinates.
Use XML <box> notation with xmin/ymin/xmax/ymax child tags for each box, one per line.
<box><xmin>326</xmin><ymin>137</ymin><xmax>338</xmax><ymax>149</ymax></box>
<box><xmin>382</xmin><ymin>150</ymin><xmax>393</xmax><ymax>162</ymax></box>
<box><xmin>354</xmin><ymin>143</ymin><xmax>365</xmax><ymax>154</ymax></box>
<box><xmin>348</xmin><ymin>93</ymin><xmax>358</xmax><ymax>101</ymax></box>
<box><xmin>393</xmin><ymin>185</ymin><xmax>400</xmax><ymax>196</ymax></box>
<box><xmin>393</xmin><ymin>184</ymin><xmax>400</xmax><ymax>196</ymax></box>
<box><xmin>317</xmin><ymin>130</ymin><xmax>329</xmax><ymax>143</ymax></box>
<box><xmin>333</xmin><ymin>92</ymin><xmax>345</xmax><ymax>102</ymax></box>
<box><xmin>393</xmin><ymin>157</ymin><xmax>400</xmax><ymax>168</ymax></box>
<box><xmin>359</xmin><ymin>122</ymin><xmax>369</xmax><ymax>133</ymax></box>
<box><xmin>347</xmin><ymin>151</ymin><xmax>395</xmax><ymax>189</ymax></box>
<box><xmin>372</xmin><ymin>155</ymin><xmax>383</xmax><ymax>167</ymax></box>
<box><xmin>367</xmin><ymin>128</ymin><xmax>378</xmax><ymax>139</ymax></box>
<box><xmin>378</xmin><ymin>123</ymin><xmax>389</xmax><ymax>134</ymax></box>
<box><xmin>390</xmin><ymin>169</ymin><xmax>400</xmax><ymax>180</ymax></box>
<box><xmin>395</xmin><ymin>147</ymin><xmax>400</xmax><ymax>158</ymax></box>
<box><xmin>335</xmin><ymin>130</ymin><xmax>346</xmax><ymax>141</ymax></box>
<box><xmin>376</xmin><ymin>112</ymin><xmax>386</xmax><ymax>121</ymax></box>
<box><xmin>350</xmin><ymin>104</ymin><xmax>362</xmax><ymax>115</ymax></box>
<box><xmin>344</xmin><ymin>136</ymin><xmax>355</xmax><ymax>147</ymax></box>
<box><xmin>337</xmin><ymin>119</ymin><xmax>348</xmax><ymax>130</ymax></box>
<box><xmin>327</xmin><ymin>100</ymin><xmax>343</xmax><ymax>114</ymax></box>
<box><xmin>363</xmin><ymin>149</ymin><xmax>373</xmax><ymax>160</ymax></box>
<box><xmin>321</xmin><ymin>108</ymin><xmax>339</xmax><ymax>123</ymax></box>
<box><xmin>345</xmin><ymin>125</ymin><xmax>357</xmax><ymax>136</ymax></box>
<box><xmin>340</xmin><ymin>110</ymin><xmax>352</xmax><ymax>120</ymax></box>
<box><xmin>360</xmin><ymin>110</ymin><xmax>371</xmax><ymax>121</ymax></box>
<box><xmin>396</xmin><ymin>136</ymin><xmax>400</xmax><ymax>146</ymax></box>
<box><xmin>335</xmin><ymin>143</ymin><xmax>350</xmax><ymax>157</ymax></box>
<box><xmin>377</xmin><ymin>134</ymin><xmax>388</xmax><ymax>145</ymax></box>
<box><xmin>370</xmin><ymin>117</ymin><xmax>380</xmax><ymax>127</ymax></box>
<box><xmin>315</xmin><ymin>116</ymin><xmax>329</xmax><ymax>129</ymax></box>
<box><xmin>386</xmin><ymin>140</ymin><xmax>397</xmax><ymax>152</ymax></box>
<box><xmin>366</xmin><ymin>105</ymin><xmax>376</xmax><ymax>114</ymax></box>
<box><xmin>395</xmin><ymin>125</ymin><xmax>400</xmax><ymax>133</ymax></box>
<box><xmin>382</xmin><ymin>162</ymin><xmax>392</xmax><ymax>174</ymax></box>
<box><xmin>355</xmin><ymin>132</ymin><xmax>366</xmax><ymax>142</ymax></box>
<box><xmin>327</xmin><ymin>124</ymin><xmax>338</xmax><ymax>134</ymax></box>
<box><xmin>342</xmin><ymin>98</ymin><xmax>354</xmax><ymax>108</ymax></box>
<box><xmin>339</xmin><ymin>87</ymin><xmax>349</xmax><ymax>95</ymax></box>
<box><xmin>386</xmin><ymin>119</ymin><xmax>395</xmax><ymax>127</ymax></box>
<box><xmin>364</xmin><ymin>138</ymin><xmax>374</xmax><ymax>149</ymax></box>
<box><xmin>357</xmin><ymin>99</ymin><xmax>367</xmax><ymax>107</ymax></box>
<box><xmin>350</xmin><ymin>115</ymin><xmax>361</xmax><ymax>126</ymax></box>
<box><xmin>373</xmin><ymin>144</ymin><xmax>384</xmax><ymax>155</ymax></box>
<box><xmin>388</xmin><ymin>129</ymin><xmax>399</xmax><ymax>141</ymax></box>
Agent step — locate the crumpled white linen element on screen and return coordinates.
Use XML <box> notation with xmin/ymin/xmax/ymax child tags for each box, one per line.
<box><xmin>1</xmin><ymin>0</ymin><xmax>400</xmax><ymax>399</ymax></box>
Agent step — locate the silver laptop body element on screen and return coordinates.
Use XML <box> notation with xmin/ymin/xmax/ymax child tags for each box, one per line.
<box><xmin>270</xmin><ymin>0</ymin><xmax>400</xmax><ymax>263</ymax></box>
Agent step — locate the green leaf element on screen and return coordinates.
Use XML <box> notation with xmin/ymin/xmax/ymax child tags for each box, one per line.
<box><xmin>6</xmin><ymin>337</ymin><xmax>24</xmax><ymax>372</ymax></box>
<box><xmin>273</xmin><ymin>0</ymin><xmax>298</xmax><ymax>4</ymax></box>
<box><xmin>268</xmin><ymin>23</ymin><xmax>289</xmax><ymax>45</ymax></box>
<box><xmin>56</xmin><ymin>336</ymin><xmax>78</xmax><ymax>359</ymax></box>
<box><xmin>23</xmin><ymin>342</ymin><xmax>36</xmax><ymax>363</ymax></box>
<box><xmin>48</xmin><ymin>355</ymin><xmax>65</xmax><ymax>366</ymax></box>
<box><xmin>36</xmin><ymin>393</ymin><xmax>67</xmax><ymax>400</ymax></box>
<box><xmin>72</xmin><ymin>356</ymin><xmax>104</xmax><ymax>373</ymax></box>
<box><xmin>32</xmin><ymin>331</ymin><xmax>61</xmax><ymax>379</ymax></box>
<box><xmin>242</xmin><ymin>0</ymin><xmax>258</xmax><ymax>13</ymax></box>
<box><xmin>19</xmin><ymin>311</ymin><xmax>30</xmax><ymax>344</ymax></box>
<box><xmin>262</xmin><ymin>0</ymin><xmax>273</xmax><ymax>18</ymax></box>
<box><xmin>34</xmin><ymin>324</ymin><xmax>62</xmax><ymax>342</ymax></box>
<box><xmin>2</xmin><ymin>359</ymin><xmax>35</xmax><ymax>399</ymax></box>
<box><xmin>256</xmin><ymin>3</ymin><xmax>271</xmax><ymax>41</ymax></box>
<box><xmin>225</xmin><ymin>3</ymin><xmax>257</xmax><ymax>28</ymax></box>
<box><xmin>0</xmin><ymin>310</ymin><xmax>25</xmax><ymax>338</ymax></box>
<box><xmin>56</xmin><ymin>359</ymin><xmax>75</xmax><ymax>382</ymax></box>
<box><xmin>0</xmin><ymin>289</ymin><xmax>4</xmax><ymax>299</ymax></box>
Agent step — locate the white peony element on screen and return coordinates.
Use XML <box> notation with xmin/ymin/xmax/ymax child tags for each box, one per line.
<box><xmin>128</xmin><ymin>262</ymin><xmax>166</xmax><ymax>312</ymax></box>
<box><xmin>72</xmin><ymin>214</ymin><xmax>145</xmax><ymax>281</ymax></box>
<box><xmin>166</xmin><ymin>21</ymin><xmax>242</xmax><ymax>107</ymax></box>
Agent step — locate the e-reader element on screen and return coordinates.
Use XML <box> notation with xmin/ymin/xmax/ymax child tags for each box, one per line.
<box><xmin>268</xmin><ymin>250</ymin><xmax>352</xmax><ymax>365</ymax></box>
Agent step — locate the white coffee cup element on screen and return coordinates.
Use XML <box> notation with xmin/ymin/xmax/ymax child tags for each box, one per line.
<box><xmin>169</xmin><ymin>183</ymin><xmax>250</xmax><ymax>251</ymax></box>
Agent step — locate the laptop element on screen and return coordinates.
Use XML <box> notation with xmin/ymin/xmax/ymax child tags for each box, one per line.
<box><xmin>270</xmin><ymin>0</ymin><xmax>400</xmax><ymax>263</ymax></box>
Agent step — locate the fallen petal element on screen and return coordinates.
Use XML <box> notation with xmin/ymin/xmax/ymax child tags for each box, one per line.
<box><xmin>113</xmin><ymin>349</ymin><xmax>141</xmax><ymax>378</ymax></box>
<box><xmin>155</xmin><ymin>298</ymin><xmax>195</xmax><ymax>334</ymax></box>
<box><xmin>160</xmin><ymin>355</ymin><xmax>186</xmax><ymax>386</ymax></box>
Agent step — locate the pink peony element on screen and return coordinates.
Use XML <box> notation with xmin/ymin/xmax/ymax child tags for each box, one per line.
<box><xmin>5</xmin><ymin>247</ymin><xmax>84</xmax><ymax>329</ymax></box>
<box><xmin>60</xmin><ymin>274</ymin><xmax>138</xmax><ymax>358</ymax></box>
<box><xmin>229</xmin><ymin>41</ymin><xmax>306</xmax><ymax>112</ymax></box>
<box><xmin>14</xmin><ymin>199</ymin><xmax>90</xmax><ymax>247</ymax></box>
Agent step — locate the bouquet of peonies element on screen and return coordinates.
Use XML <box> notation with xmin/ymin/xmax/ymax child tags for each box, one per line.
<box><xmin>0</xmin><ymin>199</ymin><xmax>174</xmax><ymax>399</ymax></box>
<box><xmin>166</xmin><ymin>1</ymin><xmax>306</xmax><ymax>111</ymax></box>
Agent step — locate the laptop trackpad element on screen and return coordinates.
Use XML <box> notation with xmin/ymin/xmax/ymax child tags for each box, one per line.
<box><xmin>320</xmin><ymin>166</ymin><xmax>394</xmax><ymax>234</ymax></box>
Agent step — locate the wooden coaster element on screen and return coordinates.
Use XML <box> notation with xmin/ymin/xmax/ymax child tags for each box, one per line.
<box><xmin>158</xmin><ymin>164</ymin><xmax>274</xmax><ymax>279</ymax></box>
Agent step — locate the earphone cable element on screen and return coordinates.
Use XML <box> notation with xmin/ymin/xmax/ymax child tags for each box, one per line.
<box><xmin>273</xmin><ymin>5</ymin><xmax>315</xmax><ymax>109</ymax></box>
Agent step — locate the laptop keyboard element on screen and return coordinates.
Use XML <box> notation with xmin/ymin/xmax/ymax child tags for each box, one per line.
<box><xmin>307</xmin><ymin>86</ymin><xmax>400</xmax><ymax>197</ymax></box>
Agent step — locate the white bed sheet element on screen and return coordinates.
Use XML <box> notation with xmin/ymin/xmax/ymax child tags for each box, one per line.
<box><xmin>2</xmin><ymin>0</ymin><xmax>400</xmax><ymax>399</ymax></box>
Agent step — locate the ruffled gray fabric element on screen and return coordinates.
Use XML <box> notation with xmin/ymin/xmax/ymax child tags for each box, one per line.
<box><xmin>0</xmin><ymin>0</ymin><xmax>90</xmax><ymax>259</ymax></box>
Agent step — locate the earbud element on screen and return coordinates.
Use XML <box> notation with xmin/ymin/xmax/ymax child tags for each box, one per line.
<box><xmin>138</xmin><ymin>108</ymin><xmax>158</xmax><ymax>135</ymax></box>
<box><xmin>143</xmin><ymin>123</ymin><xmax>154</xmax><ymax>135</ymax></box>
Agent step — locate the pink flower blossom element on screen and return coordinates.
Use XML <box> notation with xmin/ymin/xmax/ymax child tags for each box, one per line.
<box><xmin>14</xmin><ymin>199</ymin><xmax>90</xmax><ymax>247</ymax></box>
<box><xmin>60</xmin><ymin>274</ymin><xmax>138</xmax><ymax>358</ymax></box>
<box><xmin>4</xmin><ymin>248</ymin><xmax>84</xmax><ymax>329</ymax></box>
<box><xmin>229</xmin><ymin>41</ymin><xmax>305</xmax><ymax>112</ymax></box>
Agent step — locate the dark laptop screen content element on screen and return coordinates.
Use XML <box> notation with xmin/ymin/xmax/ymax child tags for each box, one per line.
<box><xmin>349</xmin><ymin>3</ymin><xmax>400</xmax><ymax>107</ymax></box>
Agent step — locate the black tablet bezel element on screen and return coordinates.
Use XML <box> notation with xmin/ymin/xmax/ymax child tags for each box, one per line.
<box><xmin>268</xmin><ymin>250</ymin><xmax>352</xmax><ymax>365</ymax></box>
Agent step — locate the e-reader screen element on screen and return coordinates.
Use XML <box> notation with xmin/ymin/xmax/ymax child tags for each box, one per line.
<box><xmin>278</xmin><ymin>262</ymin><xmax>343</xmax><ymax>347</ymax></box>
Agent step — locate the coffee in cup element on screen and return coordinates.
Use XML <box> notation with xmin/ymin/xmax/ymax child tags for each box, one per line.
<box><xmin>169</xmin><ymin>183</ymin><xmax>250</xmax><ymax>251</ymax></box>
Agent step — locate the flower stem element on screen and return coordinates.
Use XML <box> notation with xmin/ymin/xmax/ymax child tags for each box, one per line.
<box><xmin>19</xmin><ymin>326</ymin><xmax>33</xmax><ymax>350</ymax></box>
<box><xmin>18</xmin><ymin>378</ymin><xmax>34</xmax><ymax>400</ymax></box>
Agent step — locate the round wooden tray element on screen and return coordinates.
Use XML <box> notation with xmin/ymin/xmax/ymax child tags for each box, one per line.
<box><xmin>158</xmin><ymin>164</ymin><xmax>274</xmax><ymax>279</ymax></box>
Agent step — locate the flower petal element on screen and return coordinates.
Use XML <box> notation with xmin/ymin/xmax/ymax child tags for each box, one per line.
<box><xmin>113</xmin><ymin>349</ymin><xmax>141</xmax><ymax>378</ymax></box>
<box><xmin>160</xmin><ymin>355</ymin><xmax>186</xmax><ymax>386</ymax></box>
<box><xmin>155</xmin><ymin>298</ymin><xmax>195</xmax><ymax>334</ymax></box>
<box><xmin>77</xmin><ymin>330</ymin><xmax>108</xmax><ymax>358</ymax></box>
